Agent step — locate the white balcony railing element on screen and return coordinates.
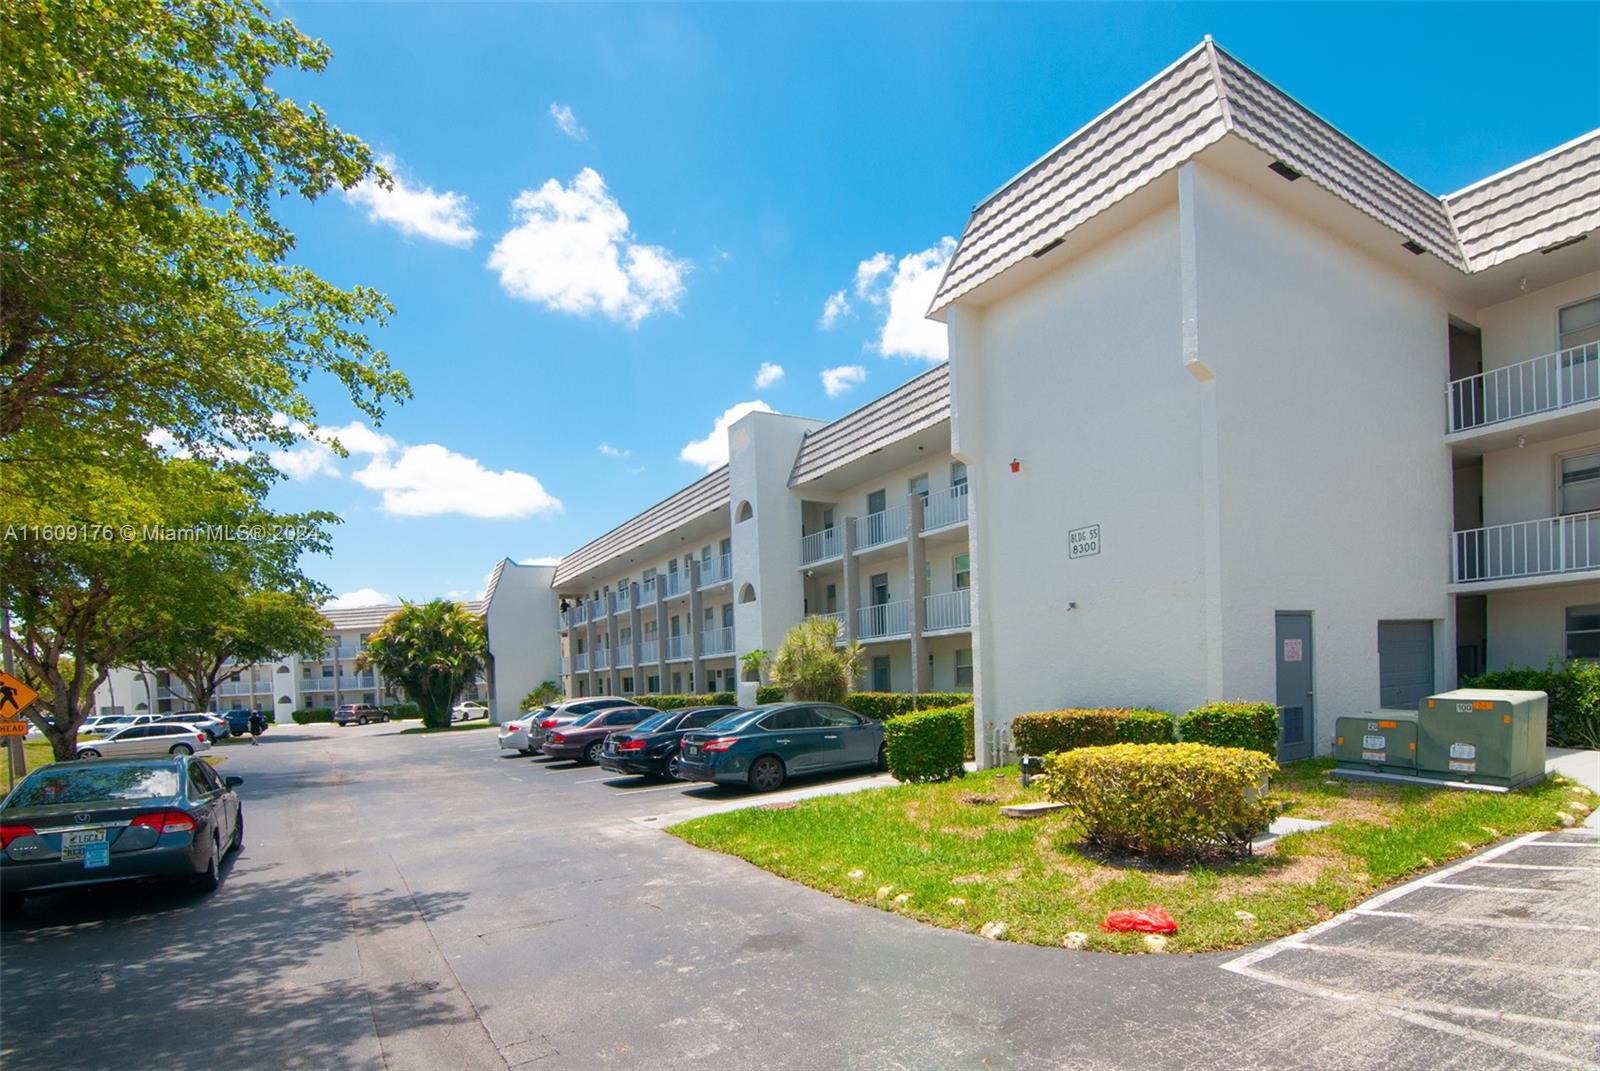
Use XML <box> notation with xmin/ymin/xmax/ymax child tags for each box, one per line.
<box><xmin>1448</xmin><ymin>344</ymin><xmax>1600</xmax><ymax>434</ymax></box>
<box><xmin>663</xmin><ymin>571</ymin><xmax>689</xmax><ymax>598</ymax></box>
<box><xmin>665</xmin><ymin>634</ymin><xmax>689</xmax><ymax>661</ymax></box>
<box><xmin>923</xmin><ymin>484</ymin><xmax>970</xmax><ymax>531</ymax></box>
<box><xmin>571</xmin><ymin>603</ymin><xmax>587</xmax><ymax>626</ymax></box>
<box><xmin>613</xmin><ymin>588</ymin><xmax>632</xmax><ymax>614</ymax></box>
<box><xmin>574</xmin><ymin>652</ymin><xmax>588</xmax><ymax>672</ymax></box>
<box><xmin>701</xmin><ymin>626</ymin><xmax>735</xmax><ymax>656</ymax></box>
<box><xmin>593</xmin><ymin>649</ymin><xmax>610</xmax><ymax>670</ymax></box>
<box><xmin>1452</xmin><ymin>510</ymin><xmax>1600</xmax><ymax>584</ymax></box>
<box><xmin>800</xmin><ymin>527</ymin><xmax>843</xmax><ymax>566</ymax></box>
<box><xmin>616</xmin><ymin>647</ymin><xmax>634</xmax><ymax>668</ymax></box>
<box><xmin>925</xmin><ymin>588</ymin><xmax>972</xmax><ymax>632</ymax></box>
<box><xmin>853</xmin><ymin>504</ymin><xmax>908</xmax><ymax>551</ymax></box>
<box><xmin>640</xmin><ymin>639</ymin><xmax>659</xmax><ymax>664</ymax></box>
<box><xmin>699</xmin><ymin>553</ymin><xmax>733</xmax><ymax>587</ymax></box>
<box><xmin>857</xmin><ymin>600</ymin><xmax>912</xmax><ymax>640</ymax></box>
<box><xmin>640</xmin><ymin>579</ymin><xmax>657</xmax><ymax>604</ymax></box>
<box><xmin>561</xmin><ymin>657</ymin><xmax>571</xmax><ymax>675</ymax></box>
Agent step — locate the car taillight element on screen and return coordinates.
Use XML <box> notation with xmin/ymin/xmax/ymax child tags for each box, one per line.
<box><xmin>702</xmin><ymin>737</ymin><xmax>739</xmax><ymax>753</ymax></box>
<box><xmin>540</xmin><ymin>719</ymin><xmax>557</xmax><ymax>728</ymax></box>
<box><xmin>618</xmin><ymin>739</ymin><xmax>646</xmax><ymax>752</ymax></box>
<box><xmin>197</xmin><ymin>734</ymin><xmax>206</xmax><ymax>741</ymax></box>
<box><xmin>550</xmin><ymin>733</ymin><xmax>565</xmax><ymax>744</ymax></box>
<box><xmin>130</xmin><ymin>810</ymin><xmax>197</xmax><ymax>834</ymax></box>
<box><xmin>0</xmin><ymin>824</ymin><xmax>37</xmax><ymax>849</ymax></box>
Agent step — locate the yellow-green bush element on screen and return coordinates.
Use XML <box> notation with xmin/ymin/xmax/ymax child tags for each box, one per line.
<box><xmin>1036</xmin><ymin>742</ymin><xmax>1278</xmax><ymax>860</ymax></box>
<box><xmin>884</xmin><ymin>707</ymin><xmax>966</xmax><ymax>783</ymax></box>
<box><xmin>1178</xmin><ymin>701</ymin><xmax>1279</xmax><ymax>757</ymax></box>
<box><xmin>1011</xmin><ymin>708</ymin><xmax>1174</xmax><ymax>755</ymax></box>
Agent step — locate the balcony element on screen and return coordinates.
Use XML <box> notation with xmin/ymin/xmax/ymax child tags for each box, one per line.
<box><xmin>1451</xmin><ymin>510</ymin><xmax>1600</xmax><ymax>590</ymax></box>
<box><xmin>616</xmin><ymin>647</ymin><xmax>634</xmax><ymax>668</ymax></box>
<box><xmin>613</xmin><ymin>588</ymin><xmax>632</xmax><ymax>614</ymax></box>
<box><xmin>925</xmin><ymin>588</ymin><xmax>972</xmax><ymax>632</ymax></box>
<box><xmin>1447</xmin><ymin>345</ymin><xmax>1600</xmax><ymax>451</ymax></box>
<box><xmin>640</xmin><ymin>638</ymin><xmax>659</xmax><ymax>664</ymax></box>
<box><xmin>574</xmin><ymin>652</ymin><xmax>589</xmax><ymax>672</ymax></box>
<box><xmin>857</xmin><ymin>600</ymin><xmax>912</xmax><ymax>641</ymax></box>
<box><xmin>593</xmin><ymin>649</ymin><xmax>610</xmax><ymax>670</ymax></box>
<box><xmin>853</xmin><ymin>503</ymin><xmax>907</xmax><ymax>552</ymax></box>
<box><xmin>698</xmin><ymin>553</ymin><xmax>733</xmax><ymax>588</ymax></box>
<box><xmin>665</xmin><ymin>635</ymin><xmax>689</xmax><ymax>662</ymax></box>
<box><xmin>799</xmin><ymin>527</ymin><xmax>843</xmax><ymax>566</ymax></box>
<box><xmin>923</xmin><ymin>484</ymin><xmax>969</xmax><ymax>531</ymax></box>
<box><xmin>640</xmin><ymin>579</ymin><xmax>657</xmax><ymax>604</ymax></box>
<box><xmin>561</xmin><ymin>657</ymin><xmax>571</xmax><ymax>675</ymax></box>
<box><xmin>587</xmin><ymin>598</ymin><xmax>605</xmax><ymax>620</ymax></box>
<box><xmin>701</xmin><ymin>626</ymin><xmax>735</xmax><ymax>657</ymax></box>
<box><xmin>663</xmin><ymin>571</ymin><xmax>690</xmax><ymax>599</ymax></box>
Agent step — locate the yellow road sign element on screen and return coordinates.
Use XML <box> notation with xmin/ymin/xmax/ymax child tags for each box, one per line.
<box><xmin>0</xmin><ymin>722</ymin><xmax>26</xmax><ymax>737</ymax></box>
<box><xmin>0</xmin><ymin>671</ymin><xmax>39</xmax><ymax>721</ymax></box>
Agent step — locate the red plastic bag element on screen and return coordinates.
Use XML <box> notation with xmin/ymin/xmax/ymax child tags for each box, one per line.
<box><xmin>1100</xmin><ymin>906</ymin><xmax>1177</xmax><ymax>934</ymax></box>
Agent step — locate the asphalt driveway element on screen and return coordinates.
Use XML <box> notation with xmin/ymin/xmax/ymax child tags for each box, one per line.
<box><xmin>2</xmin><ymin>723</ymin><xmax>1593</xmax><ymax>1070</ymax></box>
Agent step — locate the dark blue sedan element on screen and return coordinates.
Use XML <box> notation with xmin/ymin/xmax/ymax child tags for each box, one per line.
<box><xmin>677</xmin><ymin>703</ymin><xmax>886</xmax><ymax>792</ymax></box>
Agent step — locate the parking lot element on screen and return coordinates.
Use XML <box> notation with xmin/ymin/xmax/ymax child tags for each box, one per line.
<box><xmin>2</xmin><ymin>722</ymin><xmax>1595</xmax><ymax>1070</ymax></box>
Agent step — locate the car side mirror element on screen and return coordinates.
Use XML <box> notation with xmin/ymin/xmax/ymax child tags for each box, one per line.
<box><xmin>224</xmin><ymin>776</ymin><xmax>244</xmax><ymax>788</ymax></box>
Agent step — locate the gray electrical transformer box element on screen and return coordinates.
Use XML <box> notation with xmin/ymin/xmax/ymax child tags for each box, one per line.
<box><xmin>1417</xmin><ymin>689</ymin><xmax>1548</xmax><ymax>789</ymax></box>
<box><xmin>1334</xmin><ymin>710</ymin><xmax>1418</xmax><ymax>774</ymax></box>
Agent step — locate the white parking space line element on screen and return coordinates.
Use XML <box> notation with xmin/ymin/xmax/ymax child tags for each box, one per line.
<box><xmin>1293</xmin><ymin>940</ymin><xmax>1600</xmax><ymax>979</ymax></box>
<box><xmin>1352</xmin><ymin>908</ymin><xmax>1600</xmax><ymax>934</ymax></box>
<box><xmin>1474</xmin><ymin>861</ymin><xmax>1600</xmax><ymax>873</ymax></box>
<box><xmin>1426</xmin><ymin>880</ymin><xmax>1569</xmax><ymax>895</ymax></box>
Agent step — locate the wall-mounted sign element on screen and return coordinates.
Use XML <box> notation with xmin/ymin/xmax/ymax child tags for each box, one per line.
<box><xmin>1068</xmin><ymin>524</ymin><xmax>1101</xmax><ymax>559</ymax></box>
<box><xmin>1282</xmin><ymin>639</ymin><xmax>1303</xmax><ymax>663</ymax></box>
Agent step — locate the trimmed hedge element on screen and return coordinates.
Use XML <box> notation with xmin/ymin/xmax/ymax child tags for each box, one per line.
<box><xmin>1179</xmin><ymin>701</ymin><xmax>1279</xmax><ymax>758</ymax></box>
<box><xmin>291</xmin><ymin>708</ymin><xmax>333</xmax><ymax>724</ymax></box>
<box><xmin>1012</xmin><ymin>708</ymin><xmax>1175</xmax><ymax>756</ymax></box>
<box><xmin>756</xmin><ymin>685</ymin><xmax>785</xmax><ymax>704</ymax></box>
<box><xmin>632</xmin><ymin>692</ymin><xmax>738</xmax><ymax>710</ymax></box>
<box><xmin>1037</xmin><ymin>742</ymin><xmax>1278</xmax><ymax>860</ymax></box>
<box><xmin>388</xmin><ymin>702</ymin><xmax>421</xmax><ymax>720</ymax></box>
<box><xmin>884</xmin><ymin>707</ymin><xmax>966</xmax><ymax>783</ymax></box>
<box><xmin>840</xmin><ymin>691</ymin><xmax>971</xmax><ymax>722</ymax></box>
<box><xmin>1465</xmin><ymin>661</ymin><xmax>1598</xmax><ymax>749</ymax></box>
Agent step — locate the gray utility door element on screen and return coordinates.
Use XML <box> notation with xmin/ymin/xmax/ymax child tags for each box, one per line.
<box><xmin>1275</xmin><ymin>613</ymin><xmax>1314</xmax><ymax>762</ymax></box>
<box><xmin>872</xmin><ymin>656</ymin><xmax>892</xmax><ymax>691</ymax></box>
<box><xmin>1377</xmin><ymin>620</ymin><xmax>1434</xmax><ymax>709</ymax></box>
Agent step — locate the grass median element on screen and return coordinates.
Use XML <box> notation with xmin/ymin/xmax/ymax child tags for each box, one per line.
<box><xmin>397</xmin><ymin>718</ymin><xmax>494</xmax><ymax>735</ymax></box>
<box><xmin>669</xmin><ymin>758</ymin><xmax>1589</xmax><ymax>953</ymax></box>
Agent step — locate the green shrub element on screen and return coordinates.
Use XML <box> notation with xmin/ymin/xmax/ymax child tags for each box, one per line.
<box><xmin>756</xmin><ymin>685</ymin><xmax>785</xmax><ymax>704</ymax></box>
<box><xmin>1037</xmin><ymin>742</ymin><xmax>1278</xmax><ymax>860</ymax></box>
<box><xmin>840</xmin><ymin>691</ymin><xmax>971</xmax><ymax>722</ymax></box>
<box><xmin>632</xmin><ymin>693</ymin><xmax>738</xmax><ymax>710</ymax></box>
<box><xmin>291</xmin><ymin>708</ymin><xmax>333</xmax><ymax>724</ymax></box>
<box><xmin>1465</xmin><ymin>661</ymin><xmax>1599</xmax><ymax>749</ymax></box>
<box><xmin>388</xmin><ymin>702</ymin><xmax>421</xmax><ymax>720</ymax></box>
<box><xmin>1012</xmin><ymin>708</ymin><xmax>1174</xmax><ymax>755</ymax></box>
<box><xmin>1178</xmin><ymin>701</ymin><xmax>1279</xmax><ymax>758</ymax></box>
<box><xmin>884</xmin><ymin>707</ymin><xmax>966</xmax><ymax>783</ymax></box>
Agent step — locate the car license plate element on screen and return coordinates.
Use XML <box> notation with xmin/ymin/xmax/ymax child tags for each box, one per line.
<box><xmin>684</xmin><ymin>744</ymin><xmax>699</xmax><ymax>757</ymax></box>
<box><xmin>61</xmin><ymin>827</ymin><xmax>107</xmax><ymax>861</ymax></box>
<box><xmin>82</xmin><ymin>842</ymin><xmax>110</xmax><ymax>868</ymax></box>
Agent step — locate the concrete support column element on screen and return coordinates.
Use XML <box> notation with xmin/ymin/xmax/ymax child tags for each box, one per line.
<box><xmin>907</xmin><ymin>494</ymin><xmax>929</xmax><ymax>695</ymax></box>
<box><xmin>584</xmin><ymin>612</ymin><xmax>598</xmax><ymax>698</ymax></box>
<box><xmin>841</xmin><ymin>519</ymin><xmax>861</xmax><ymax>687</ymax></box>
<box><xmin>606</xmin><ymin>596</ymin><xmax>621</xmax><ymax>695</ymax></box>
<box><xmin>628</xmin><ymin>583</ymin><xmax>643</xmax><ymax>696</ymax></box>
<box><xmin>689</xmin><ymin>560</ymin><xmax>705</xmax><ymax>693</ymax></box>
<box><xmin>654</xmin><ymin>586</ymin><xmax>668</xmax><ymax>692</ymax></box>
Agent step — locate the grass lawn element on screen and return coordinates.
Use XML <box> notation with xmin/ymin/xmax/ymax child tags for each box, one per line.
<box><xmin>670</xmin><ymin>759</ymin><xmax>1591</xmax><ymax>953</ymax></box>
<box><xmin>397</xmin><ymin>718</ymin><xmax>493</xmax><ymax>735</ymax></box>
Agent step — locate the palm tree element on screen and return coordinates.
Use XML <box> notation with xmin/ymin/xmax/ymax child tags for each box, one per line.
<box><xmin>739</xmin><ymin>648</ymin><xmax>771</xmax><ymax>685</ymax></box>
<box><xmin>768</xmin><ymin>617</ymin><xmax>862</xmax><ymax>704</ymax></box>
<box><xmin>357</xmin><ymin>600</ymin><xmax>486</xmax><ymax>729</ymax></box>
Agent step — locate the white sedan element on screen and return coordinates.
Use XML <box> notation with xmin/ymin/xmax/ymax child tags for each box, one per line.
<box><xmin>452</xmin><ymin>701</ymin><xmax>489</xmax><ymax>722</ymax></box>
<box><xmin>76</xmin><ymin>723</ymin><xmax>213</xmax><ymax>759</ymax></box>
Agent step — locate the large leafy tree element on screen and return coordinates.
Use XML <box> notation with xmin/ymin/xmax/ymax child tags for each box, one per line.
<box><xmin>769</xmin><ymin>618</ymin><xmax>863</xmax><ymax>704</ymax></box>
<box><xmin>358</xmin><ymin>601</ymin><xmax>487</xmax><ymax>729</ymax></box>
<box><xmin>1</xmin><ymin>0</ymin><xmax>408</xmax><ymax>491</ymax></box>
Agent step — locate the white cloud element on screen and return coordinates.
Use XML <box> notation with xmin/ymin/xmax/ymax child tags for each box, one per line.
<box><xmin>821</xmin><ymin>365</ymin><xmax>868</xmax><ymax>398</ymax></box>
<box><xmin>679</xmin><ymin>400</ymin><xmax>774</xmax><ymax>470</ymax></box>
<box><xmin>832</xmin><ymin>239</ymin><xmax>956</xmax><ymax>361</ymax></box>
<box><xmin>344</xmin><ymin>155</ymin><xmax>478</xmax><ymax>247</ymax></box>
<box><xmin>487</xmin><ymin>168</ymin><xmax>689</xmax><ymax>325</ymax></box>
<box><xmin>268</xmin><ymin>420</ymin><xmax>398</xmax><ymax>482</ymax></box>
<box><xmin>598</xmin><ymin>442</ymin><xmax>631</xmax><ymax>458</ymax></box>
<box><xmin>549</xmin><ymin>102</ymin><xmax>587</xmax><ymax>141</ymax></box>
<box><xmin>353</xmin><ymin>444</ymin><xmax>563</xmax><ymax>519</ymax></box>
<box><xmin>753</xmin><ymin>361</ymin><xmax>785</xmax><ymax>389</ymax></box>
<box><xmin>819</xmin><ymin>290</ymin><xmax>852</xmax><ymax>329</ymax></box>
<box><xmin>324</xmin><ymin>588</ymin><xmax>396</xmax><ymax>610</ymax></box>
<box><xmin>519</xmin><ymin>556</ymin><xmax>563</xmax><ymax>567</ymax></box>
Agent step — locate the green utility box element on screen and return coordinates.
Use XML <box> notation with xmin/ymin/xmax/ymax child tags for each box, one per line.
<box><xmin>1334</xmin><ymin>710</ymin><xmax>1418</xmax><ymax>774</ymax></box>
<box><xmin>1417</xmin><ymin>689</ymin><xmax>1548</xmax><ymax>789</ymax></box>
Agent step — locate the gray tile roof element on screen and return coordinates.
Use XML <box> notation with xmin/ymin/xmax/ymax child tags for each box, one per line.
<box><xmin>788</xmin><ymin>364</ymin><xmax>951</xmax><ymax>486</ymax></box>
<box><xmin>551</xmin><ymin>466</ymin><xmax>730</xmax><ymax>588</ymax></box>
<box><xmin>931</xmin><ymin>38</ymin><xmax>1596</xmax><ymax>317</ymax></box>
<box><xmin>1444</xmin><ymin>131</ymin><xmax>1600</xmax><ymax>271</ymax></box>
<box><xmin>321</xmin><ymin>599</ymin><xmax>486</xmax><ymax>632</ymax></box>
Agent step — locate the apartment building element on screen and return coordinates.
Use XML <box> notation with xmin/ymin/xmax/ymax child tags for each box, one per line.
<box><xmin>551</xmin><ymin>37</ymin><xmax>1598</xmax><ymax>767</ymax></box>
<box><xmin>553</xmin><ymin>369</ymin><xmax>975</xmax><ymax>704</ymax></box>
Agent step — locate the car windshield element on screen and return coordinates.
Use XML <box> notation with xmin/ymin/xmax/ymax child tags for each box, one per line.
<box><xmin>7</xmin><ymin>765</ymin><xmax>180</xmax><ymax>808</ymax></box>
<box><xmin>570</xmin><ymin>710</ymin><xmax>609</xmax><ymax>727</ymax></box>
<box><xmin>631</xmin><ymin>712</ymin><xmax>674</xmax><ymax>733</ymax></box>
<box><xmin>704</xmin><ymin>708</ymin><xmax>767</xmax><ymax>732</ymax></box>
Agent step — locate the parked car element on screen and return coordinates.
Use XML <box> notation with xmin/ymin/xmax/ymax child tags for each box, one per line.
<box><xmin>220</xmin><ymin>708</ymin><xmax>257</xmax><ymax>735</ymax></box>
<box><xmin>159</xmin><ymin>712</ymin><xmax>229</xmax><ymax>742</ymax></box>
<box><xmin>451</xmin><ymin>701</ymin><xmax>489</xmax><ymax>722</ymax></box>
<box><xmin>80</xmin><ymin>713</ymin><xmax>158</xmax><ymax>736</ymax></box>
<box><xmin>497</xmin><ymin>707</ymin><xmax>553</xmax><ymax>755</ymax></box>
<box><xmin>76</xmin><ymin>723</ymin><xmax>213</xmax><ymax>759</ymax></box>
<box><xmin>541</xmin><ymin>706</ymin><xmax>659</xmax><ymax>764</ymax></box>
<box><xmin>333</xmin><ymin>704</ymin><xmax>388</xmax><ymax>726</ymax></box>
<box><xmin>677</xmin><ymin>703</ymin><xmax>886</xmax><ymax>792</ymax></box>
<box><xmin>528</xmin><ymin>698</ymin><xmax>635</xmax><ymax>749</ymax></box>
<box><xmin>0</xmin><ymin>755</ymin><xmax>244</xmax><ymax>914</ymax></box>
<box><xmin>600</xmin><ymin>706</ymin><xmax>743</xmax><ymax>779</ymax></box>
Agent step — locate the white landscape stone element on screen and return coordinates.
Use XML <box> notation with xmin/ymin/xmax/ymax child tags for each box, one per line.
<box><xmin>875</xmin><ymin>885</ymin><xmax>895</xmax><ymax>900</ymax></box>
<box><xmin>847</xmin><ymin>869</ymin><xmax>865</xmax><ymax>881</ymax></box>
<box><xmin>893</xmin><ymin>893</ymin><xmax>912</xmax><ymax>905</ymax></box>
<box><xmin>1143</xmin><ymin>935</ymin><xmax>1168</xmax><ymax>953</ymax></box>
<box><xmin>1062</xmin><ymin>931</ymin><xmax>1089</xmax><ymax>950</ymax></box>
<box><xmin>979</xmin><ymin>921</ymin><xmax>1008</xmax><ymax>941</ymax></box>
<box><xmin>947</xmin><ymin>897</ymin><xmax>966</xmax><ymax>907</ymax></box>
<box><xmin>1233</xmin><ymin>911</ymin><xmax>1257</xmax><ymax>928</ymax></box>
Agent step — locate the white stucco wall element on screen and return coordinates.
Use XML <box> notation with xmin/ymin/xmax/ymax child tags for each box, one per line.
<box><xmin>1476</xmin><ymin>270</ymin><xmax>1600</xmax><ymax>371</ymax></box>
<box><xmin>1488</xmin><ymin>582</ymin><xmax>1600</xmax><ymax>668</ymax></box>
<box><xmin>1482</xmin><ymin>426</ymin><xmax>1600</xmax><ymax>526</ymax></box>
<box><xmin>485</xmin><ymin>561</ymin><xmax>561</xmax><ymax>724</ymax></box>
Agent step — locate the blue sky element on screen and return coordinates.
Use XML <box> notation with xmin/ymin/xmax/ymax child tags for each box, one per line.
<box><xmin>263</xmin><ymin>2</ymin><xmax>1600</xmax><ymax>608</ymax></box>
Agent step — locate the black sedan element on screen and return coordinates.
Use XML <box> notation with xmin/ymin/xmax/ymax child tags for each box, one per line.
<box><xmin>599</xmin><ymin>705</ymin><xmax>743</xmax><ymax>779</ymax></box>
<box><xmin>0</xmin><ymin>756</ymin><xmax>244</xmax><ymax>915</ymax></box>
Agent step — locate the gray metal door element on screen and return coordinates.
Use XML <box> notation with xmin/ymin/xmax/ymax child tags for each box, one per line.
<box><xmin>1377</xmin><ymin>620</ymin><xmax>1434</xmax><ymax>708</ymax></box>
<box><xmin>872</xmin><ymin>656</ymin><xmax>891</xmax><ymax>691</ymax></box>
<box><xmin>1275</xmin><ymin>613</ymin><xmax>1313</xmax><ymax>762</ymax></box>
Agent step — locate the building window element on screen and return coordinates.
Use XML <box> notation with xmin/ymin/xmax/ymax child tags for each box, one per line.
<box><xmin>622</xmin><ymin>676</ymin><xmax>634</xmax><ymax>694</ymax></box>
<box><xmin>909</xmin><ymin>474</ymin><xmax>929</xmax><ymax>503</ymax></box>
<box><xmin>951</xmin><ymin>460</ymin><xmax>968</xmax><ymax>490</ymax></box>
<box><xmin>322</xmin><ymin>666</ymin><xmax>334</xmax><ymax>678</ymax></box>
<box><xmin>954</xmin><ymin>553</ymin><xmax>971</xmax><ymax>590</ymax></box>
<box><xmin>825</xmin><ymin>583</ymin><xmax>837</xmax><ymax>613</ymax></box>
<box><xmin>1567</xmin><ymin>605</ymin><xmax>1600</xmax><ymax>659</ymax></box>
<box><xmin>735</xmin><ymin>501</ymin><xmax>753</xmax><ymax>523</ymax></box>
<box><xmin>647</xmin><ymin>675</ymin><xmax>660</xmax><ymax>692</ymax></box>
<box><xmin>1559</xmin><ymin>296</ymin><xmax>1600</xmax><ymax>351</ymax></box>
<box><xmin>822</xmin><ymin>508</ymin><xmax>835</xmax><ymax>532</ymax></box>
<box><xmin>872</xmin><ymin>656</ymin><xmax>892</xmax><ymax>691</ymax></box>
<box><xmin>672</xmin><ymin>672</ymin><xmax>682</xmax><ymax>693</ymax></box>
<box><xmin>871</xmin><ymin>573</ymin><xmax>889</xmax><ymax>605</ymax></box>
<box><xmin>1560</xmin><ymin>451</ymin><xmax>1600</xmax><ymax>515</ymax></box>
<box><xmin>867</xmin><ymin>489</ymin><xmax>887</xmax><ymax>516</ymax></box>
<box><xmin>954</xmin><ymin>649</ymin><xmax>973</xmax><ymax>687</ymax></box>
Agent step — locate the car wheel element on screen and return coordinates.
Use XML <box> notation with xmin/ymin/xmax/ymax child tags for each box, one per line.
<box><xmin>749</xmin><ymin>755</ymin><xmax>786</xmax><ymax>793</ymax></box>
<box><xmin>192</xmin><ymin>838</ymin><xmax>221</xmax><ymax>893</ymax></box>
<box><xmin>666</xmin><ymin>754</ymin><xmax>682</xmax><ymax>780</ymax></box>
<box><xmin>79</xmin><ymin>748</ymin><xmax>101</xmax><ymax>759</ymax></box>
<box><xmin>518</xmin><ymin>748</ymin><xmax>533</xmax><ymax>756</ymax></box>
<box><xmin>170</xmin><ymin>744</ymin><xmax>194</xmax><ymax>755</ymax></box>
<box><xmin>877</xmin><ymin>743</ymin><xmax>889</xmax><ymax>772</ymax></box>
<box><xmin>584</xmin><ymin>740</ymin><xmax>605</xmax><ymax>765</ymax></box>
<box><xmin>230</xmin><ymin>810</ymin><xmax>244</xmax><ymax>852</ymax></box>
